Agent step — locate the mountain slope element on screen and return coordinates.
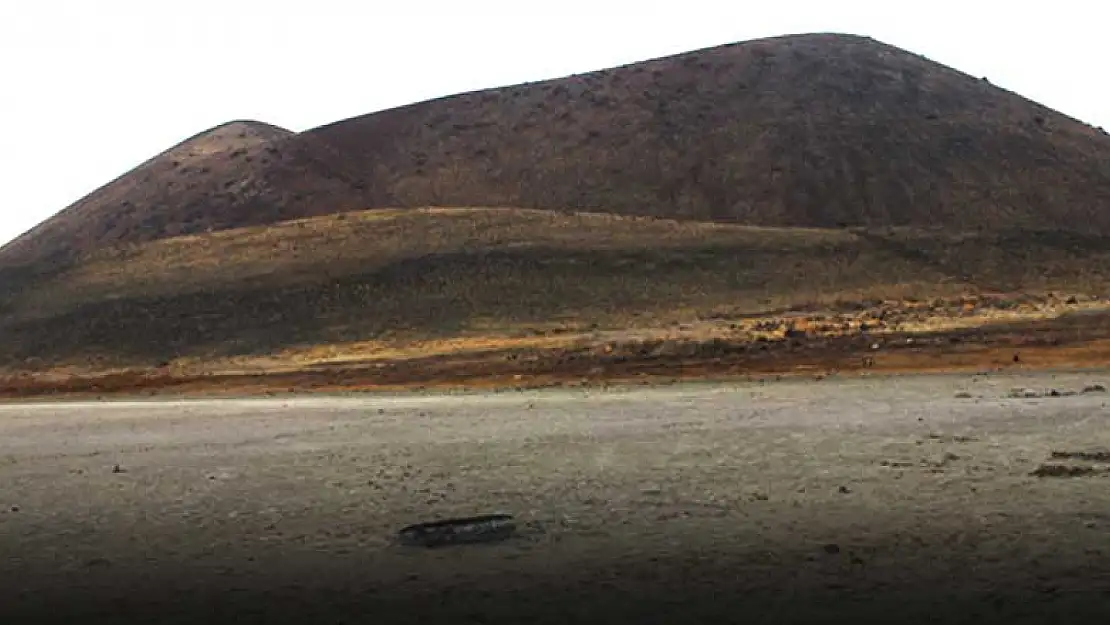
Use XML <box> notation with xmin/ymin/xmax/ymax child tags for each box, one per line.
<box><xmin>0</xmin><ymin>121</ymin><xmax>367</xmax><ymax>268</ymax></box>
<box><xmin>311</xmin><ymin>33</ymin><xmax>1110</xmax><ymax>229</ymax></box>
<box><xmin>3</xmin><ymin>207</ymin><xmax>1110</xmax><ymax>371</ymax></box>
<box><xmin>3</xmin><ymin>32</ymin><xmax>1109</xmax><ymax>268</ymax></box>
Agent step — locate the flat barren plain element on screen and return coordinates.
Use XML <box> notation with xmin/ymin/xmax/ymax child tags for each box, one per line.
<box><xmin>3</xmin><ymin>370</ymin><xmax>1110</xmax><ymax>624</ymax></box>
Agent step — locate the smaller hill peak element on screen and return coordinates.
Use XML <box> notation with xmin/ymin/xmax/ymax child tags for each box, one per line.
<box><xmin>165</xmin><ymin>120</ymin><xmax>294</xmax><ymax>162</ymax></box>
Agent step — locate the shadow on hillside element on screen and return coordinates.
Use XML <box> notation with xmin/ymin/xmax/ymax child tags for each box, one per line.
<box><xmin>4</xmin><ymin>228</ymin><xmax>1110</xmax><ymax>369</ymax></box>
<box><xmin>0</xmin><ymin>243</ymin><xmax>857</xmax><ymax>366</ymax></box>
<box><xmin>0</xmin><ymin>254</ymin><xmax>76</xmax><ymax>313</ymax></box>
<box><xmin>851</xmin><ymin>228</ymin><xmax>1110</xmax><ymax>294</ymax></box>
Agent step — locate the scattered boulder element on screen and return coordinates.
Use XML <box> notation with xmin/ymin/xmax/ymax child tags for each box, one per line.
<box><xmin>1050</xmin><ymin>449</ymin><xmax>1110</xmax><ymax>463</ymax></box>
<box><xmin>1030</xmin><ymin>464</ymin><xmax>1102</xmax><ymax>478</ymax></box>
<box><xmin>1043</xmin><ymin>389</ymin><xmax>1078</xmax><ymax>398</ymax></box>
<box><xmin>1082</xmin><ymin>384</ymin><xmax>1107</xmax><ymax>394</ymax></box>
<box><xmin>938</xmin><ymin>452</ymin><xmax>961</xmax><ymax>466</ymax></box>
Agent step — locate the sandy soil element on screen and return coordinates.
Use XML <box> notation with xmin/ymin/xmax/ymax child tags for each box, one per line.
<box><xmin>5</xmin><ymin>301</ymin><xmax>1110</xmax><ymax>400</ymax></box>
<box><xmin>3</xmin><ymin>371</ymin><xmax>1110</xmax><ymax>624</ymax></box>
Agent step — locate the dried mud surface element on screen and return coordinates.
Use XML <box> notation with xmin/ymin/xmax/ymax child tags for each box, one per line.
<box><xmin>2</xmin><ymin>371</ymin><xmax>1110</xmax><ymax>623</ymax></box>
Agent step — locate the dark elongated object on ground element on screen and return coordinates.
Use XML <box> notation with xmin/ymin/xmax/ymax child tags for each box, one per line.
<box><xmin>397</xmin><ymin>513</ymin><xmax>516</xmax><ymax>547</ymax></box>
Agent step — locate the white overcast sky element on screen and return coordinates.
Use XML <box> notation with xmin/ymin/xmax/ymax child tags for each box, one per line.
<box><xmin>1</xmin><ymin>0</ymin><xmax>1106</xmax><ymax>247</ymax></box>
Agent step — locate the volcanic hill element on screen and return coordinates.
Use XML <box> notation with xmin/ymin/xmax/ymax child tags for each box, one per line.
<box><xmin>2</xmin><ymin>32</ymin><xmax>1110</xmax><ymax>387</ymax></box>
<box><xmin>5</xmin><ymin>32</ymin><xmax>1110</xmax><ymax>268</ymax></box>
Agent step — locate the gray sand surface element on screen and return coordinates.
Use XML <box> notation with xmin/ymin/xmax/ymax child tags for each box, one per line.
<box><xmin>2</xmin><ymin>371</ymin><xmax>1110</xmax><ymax>623</ymax></box>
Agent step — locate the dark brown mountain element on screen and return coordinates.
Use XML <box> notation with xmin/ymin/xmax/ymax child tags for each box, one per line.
<box><xmin>4</xmin><ymin>32</ymin><xmax>1110</xmax><ymax>376</ymax></box>
<box><xmin>4</xmin><ymin>32</ymin><xmax>1109</xmax><ymax>270</ymax></box>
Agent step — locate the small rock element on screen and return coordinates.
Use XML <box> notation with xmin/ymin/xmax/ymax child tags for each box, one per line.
<box><xmin>1082</xmin><ymin>384</ymin><xmax>1107</xmax><ymax>394</ymax></box>
<box><xmin>823</xmin><ymin>543</ymin><xmax>841</xmax><ymax>554</ymax></box>
<box><xmin>838</xmin><ymin>485</ymin><xmax>852</xmax><ymax>494</ymax></box>
<box><xmin>1031</xmin><ymin>464</ymin><xmax>1098</xmax><ymax>478</ymax></box>
<box><xmin>112</xmin><ymin>464</ymin><xmax>125</xmax><ymax>474</ymax></box>
<box><xmin>954</xmin><ymin>391</ymin><xmax>973</xmax><ymax>399</ymax></box>
<box><xmin>1049</xmin><ymin>449</ymin><xmax>1110</xmax><ymax>462</ymax></box>
<box><xmin>9</xmin><ymin>505</ymin><xmax>19</xmax><ymax>513</ymax></box>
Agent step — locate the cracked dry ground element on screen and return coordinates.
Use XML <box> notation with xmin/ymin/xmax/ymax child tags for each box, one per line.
<box><xmin>2</xmin><ymin>370</ymin><xmax>1110</xmax><ymax>624</ymax></box>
